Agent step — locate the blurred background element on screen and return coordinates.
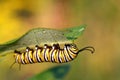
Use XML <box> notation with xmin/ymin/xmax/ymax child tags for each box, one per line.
<box><xmin>0</xmin><ymin>0</ymin><xmax>120</xmax><ymax>80</ymax></box>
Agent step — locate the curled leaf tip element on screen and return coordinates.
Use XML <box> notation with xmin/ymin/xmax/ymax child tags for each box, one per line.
<box><xmin>63</xmin><ymin>24</ymin><xmax>87</xmax><ymax>40</ymax></box>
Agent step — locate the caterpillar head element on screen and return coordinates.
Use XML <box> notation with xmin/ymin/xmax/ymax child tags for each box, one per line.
<box><xmin>67</xmin><ymin>44</ymin><xmax>78</xmax><ymax>54</ymax></box>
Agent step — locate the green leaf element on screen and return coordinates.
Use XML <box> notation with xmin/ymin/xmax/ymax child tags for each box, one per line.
<box><xmin>0</xmin><ymin>28</ymin><xmax>72</xmax><ymax>56</ymax></box>
<box><xmin>63</xmin><ymin>24</ymin><xmax>86</xmax><ymax>40</ymax></box>
<box><xmin>28</xmin><ymin>64</ymin><xmax>70</xmax><ymax>80</ymax></box>
<box><xmin>0</xmin><ymin>25</ymin><xmax>86</xmax><ymax>56</ymax></box>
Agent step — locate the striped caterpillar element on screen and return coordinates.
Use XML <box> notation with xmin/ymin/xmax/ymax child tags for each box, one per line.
<box><xmin>10</xmin><ymin>43</ymin><xmax>94</xmax><ymax>69</ymax></box>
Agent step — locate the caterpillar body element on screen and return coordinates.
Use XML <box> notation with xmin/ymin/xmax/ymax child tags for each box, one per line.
<box><xmin>13</xmin><ymin>44</ymin><xmax>95</xmax><ymax>65</ymax></box>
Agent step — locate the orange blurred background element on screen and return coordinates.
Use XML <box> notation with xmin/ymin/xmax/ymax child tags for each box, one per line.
<box><xmin>0</xmin><ymin>0</ymin><xmax>120</xmax><ymax>80</ymax></box>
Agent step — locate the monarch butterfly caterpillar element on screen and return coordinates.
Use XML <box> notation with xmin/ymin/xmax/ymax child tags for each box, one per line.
<box><xmin>10</xmin><ymin>43</ymin><xmax>95</xmax><ymax>69</ymax></box>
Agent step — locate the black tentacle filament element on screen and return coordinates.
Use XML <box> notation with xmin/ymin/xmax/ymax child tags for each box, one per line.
<box><xmin>77</xmin><ymin>46</ymin><xmax>95</xmax><ymax>54</ymax></box>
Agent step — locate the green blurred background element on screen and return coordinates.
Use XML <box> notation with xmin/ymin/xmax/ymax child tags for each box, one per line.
<box><xmin>0</xmin><ymin>0</ymin><xmax>120</xmax><ymax>80</ymax></box>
